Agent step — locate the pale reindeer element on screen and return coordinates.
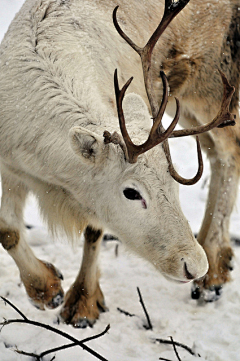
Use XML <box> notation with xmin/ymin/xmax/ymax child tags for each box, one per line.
<box><xmin>0</xmin><ymin>0</ymin><xmax>238</xmax><ymax>327</ymax></box>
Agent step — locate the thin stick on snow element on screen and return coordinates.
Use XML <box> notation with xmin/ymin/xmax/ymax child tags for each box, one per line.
<box><xmin>137</xmin><ymin>287</ymin><xmax>153</xmax><ymax>330</ymax></box>
<box><xmin>117</xmin><ymin>307</ymin><xmax>136</xmax><ymax>317</ymax></box>
<box><xmin>170</xmin><ymin>336</ymin><xmax>182</xmax><ymax>361</ymax></box>
<box><xmin>154</xmin><ymin>337</ymin><xmax>201</xmax><ymax>357</ymax></box>
<box><xmin>0</xmin><ymin>296</ymin><xmax>110</xmax><ymax>361</ymax></box>
<box><xmin>16</xmin><ymin>324</ymin><xmax>110</xmax><ymax>360</ymax></box>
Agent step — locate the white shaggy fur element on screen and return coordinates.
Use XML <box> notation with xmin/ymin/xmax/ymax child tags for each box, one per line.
<box><xmin>5</xmin><ymin>0</ymin><xmax>239</xmax><ymax>321</ymax></box>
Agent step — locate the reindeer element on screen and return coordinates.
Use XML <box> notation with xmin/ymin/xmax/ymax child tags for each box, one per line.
<box><xmin>0</xmin><ymin>0</ymin><xmax>238</xmax><ymax>327</ymax></box>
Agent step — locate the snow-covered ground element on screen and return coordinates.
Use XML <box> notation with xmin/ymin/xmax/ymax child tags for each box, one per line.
<box><xmin>0</xmin><ymin>1</ymin><xmax>240</xmax><ymax>360</ymax></box>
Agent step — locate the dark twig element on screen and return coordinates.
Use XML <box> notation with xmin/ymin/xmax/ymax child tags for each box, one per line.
<box><xmin>137</xmin><ymin>287</ymin><xmax>153</xmax><ymax>330</ymax></box>
<box><xmin>1</xmin><ymin>296</ymin><xmax>28</xmax><ymax>321</ymax></box>
<box><xmin>117</xmin><ymin>307</ymin><xmax>136</xmax><ymax>317</ymax></box>
<box><xmin>14</xmin><ymin>349</ymin><xmax>44</xmax><ymax>360</ymax></box>
<box><xmin>17</xmin><ymin>324</ymin><xmax>111</xmax><ymax>360</ymax></box>
<box><xmin>170</xmin><ymin>336</ymin><xmax>181</xmax><ymax>361</ymax></box>
<box><xmin>154</xmin><ymin>337</ymin><xmax>201</xmax><ymax>357</ymax></box>
<box><xmin>159</xmin><ymin>358</ymin><xmax>172</xmax><ymax>361</ymax></box>
<box><xmin>0</xmin><ymin>296</ymin><xmax>110</xmax><ymax>361</ymax></box>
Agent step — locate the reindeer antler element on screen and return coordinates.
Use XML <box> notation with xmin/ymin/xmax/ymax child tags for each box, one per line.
<box><xmin>112</xmin><ymin>1</ymin><xmax>191</xmax><ymax>118</ymax></box>
<box><xmin>110</xmin><ymin>69</ymin><xmax>180</xmax><ymax>163</ymax></box>
<box><xmin>169</xmin><ymin>70</ymin><xmax>236</xmax><ymax>138</ymax></box>
<box><xmin>105</xmin><ymin>0</ymin><xmax>236</xmax><ymax>185</ymax></box>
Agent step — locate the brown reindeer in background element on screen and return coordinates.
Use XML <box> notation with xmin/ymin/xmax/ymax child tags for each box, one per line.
<box><xmin>112</xmin><ymin>0</ymin><xmax>240</xmax><ymax>302</ymax></box>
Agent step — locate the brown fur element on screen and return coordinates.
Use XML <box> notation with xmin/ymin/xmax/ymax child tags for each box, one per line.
<box><xmin>220</xmin><ymin>5</ymin><xmax>240</xmax><ymax>112</ymax></box>
<box><xmin>60</xmin><ymin>282</ymin><xmax>106</xmax><ymax>326</ymax></box>
<box><xmin>60</xmin><ymin>226</ymin><xmax>105</xmax><ymax>326</ymax></box>
<box><xmin>0</xmin><ymin>229</ymin><xmax>19</xmax><ymax>251</ymax></box>
<box><xmin>156</xmin><ymin>2</ymin><xmax>240</xmax><ymax>295</ymax></box>
<box><xmin>196</xmin><ymin>247</ymin><xmax>234</xmax><ymax>290</ymax></box>
<box><xmin>21</xmin><ymin>260</ymin><xmax>64</xmax><ymax>310</ymax></box>
<box><xmin>84</xmin><ymin>226</ymin><xmax>103</xmax><ymax>244</ymax></box>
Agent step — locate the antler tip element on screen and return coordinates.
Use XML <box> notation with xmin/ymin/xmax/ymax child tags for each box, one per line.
<box><xmin>218</xmin><ymin>68</ymin><xmax>235</xmax><ymax>94</ymax></box>
<box><xmin>113</xmin><ymin>5</ymin><xmax>120</xmax><ymax>27</ymax></box>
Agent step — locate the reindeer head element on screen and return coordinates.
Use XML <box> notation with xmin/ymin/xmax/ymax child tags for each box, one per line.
<box><xmin>69</xmin><ymin>0</ymin><xmax>235</xmax><ymax>283</ymax></box>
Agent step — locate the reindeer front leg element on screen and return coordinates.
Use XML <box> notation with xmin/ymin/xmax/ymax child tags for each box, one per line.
<box><xmin>192</xmin><ymin>134</ymin><xmax>240</xmax><ymax>301</ymax></box>
<box><xmin>0</xmin><ymin>169</ymin><xmax>64</xmax><ymax>310</ymax></box>
<box><xmin>60</xmin><ymin>226</ymin><xmax>107</xmax><ymax>328</ymax></box>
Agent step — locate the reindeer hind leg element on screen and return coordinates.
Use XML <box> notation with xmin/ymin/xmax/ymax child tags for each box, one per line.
<box><xmin>192</xmin><ymin>122</ymin><xmax>240</xmax><ymax>302</ymax></box>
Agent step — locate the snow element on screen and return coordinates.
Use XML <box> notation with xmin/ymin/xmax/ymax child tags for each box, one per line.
<box><xmin>0</xmin><ymin>1</ymin><xmax>240</xmax><ymax>361</ymax></box>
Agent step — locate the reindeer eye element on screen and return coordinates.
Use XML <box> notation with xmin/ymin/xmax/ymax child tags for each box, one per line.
<box><xmin>123</xmin><ymin>188</ymin><xmax>142</xmax><ymax>200</ymax></box>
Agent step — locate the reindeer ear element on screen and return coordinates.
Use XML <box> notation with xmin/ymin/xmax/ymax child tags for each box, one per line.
<box><xmin>69</xmin><ymin>126</ymin><xmax>104</xmax><ymax>163</ymax></box>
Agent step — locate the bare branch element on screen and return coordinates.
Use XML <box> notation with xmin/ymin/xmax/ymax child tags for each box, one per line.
<box><xmin>15</xmin><ymin>349</ymin><xmax>42</xmax><ymax>360</ymax></box>
<box><xmin>1</xmin><ymin>296</ymin><xmax>28</xmax><ymax>321</ymax></box>
<box><xmin>16</xmin><ymin>324</ymin><xmax>111</xmax><ymax>360</ymax></box>
<box><xmin>154</xmin><ymin>337</ymin><xmax>201</xmax><ymax>357</ymax></box>
<box><xmin>0</xmin><ymin>297</ymin><xmax>110</xmax><ymax>361</ymax></box>
<box><xmin>137</xmin><ymin>287</ymin><xmax>153</xmax><ymax>330</ymax></box>
<box><xmin>170</xmin><ymin>336</ymin><xmax>182</xmax><ymax>361</ymax></box>
<box><xmin>117</xmin><ymin>307</ymin><xmax>136</xmax><ymax>317</ymax></box>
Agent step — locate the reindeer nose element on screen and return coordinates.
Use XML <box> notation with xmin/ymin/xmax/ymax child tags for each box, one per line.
<box><xmin>184</xmin><ymin>262</ymin><xmax>195</xmax><ymax>280</ymax></box>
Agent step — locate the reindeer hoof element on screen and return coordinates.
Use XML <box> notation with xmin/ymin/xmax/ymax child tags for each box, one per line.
<box><xmin>191</xmin><ymin>284</ymin><xmax>201</xmax><ymax>300</ymax></box>
<box><xmin>191</xmin><ymin>246</ymin><xmax>234</xmax><ymax>302</ymax></box>
<box><xmin>23</xmin><ymin>261</ymin><xmax>64</xmax><ymax>310</ymax></box>
<box><xmin>202</xmin><ymin>286</ymin><xmax>223</xmax><ymax>302</ymax></box>
<box><xmin>29</xmin><ymin>287</ymin><xmax>64</xmax><ymax>310</ymax></box>
<box><xmin>47</xmin><ymin>289</ymin><xmax>65</xmax><ymax>309</ymax></box>
<box><xmin>73</xmin><ymin>318</ymin><xmax>95</xmax><ymax>329</ymax></box>
<box><xmin>60</xmin><ymin>299</ymin><xmax>108</xmax><ymax>328</ymax></box>
<box><xmin>191</xmin><ymin>283</ymin><xmax>223</xmax><ymax>302</ymax></box>
<box><xmin>60</xmin><ymin>284</ymin><xmax>108</xmax><ymax>327</ymax></box>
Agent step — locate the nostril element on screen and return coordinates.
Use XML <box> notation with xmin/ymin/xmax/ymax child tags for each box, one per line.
<box><xmin>184</xmin><ymin>262</ymin><xmax>195</xmax><ymax>280</ymax></box>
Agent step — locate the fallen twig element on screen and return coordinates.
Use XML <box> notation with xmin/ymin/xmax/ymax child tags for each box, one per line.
<box><xmin>117</xmin><ymin>307</ymin><xmax>136</xmax><ymax>317</ymax></box>
<box><xmin>170</xmin><ymin>336</ymin><xmax>181</xmax><ymax>361</ymax></box>
<box><xmin>0</xmin><ymin>296</ymin><xmax>110</xmax><ymax>361</ymax></box>
<box><xmin>16</xmin><ymin>324</ymin><xmax>110</xmax><ymax>360</ymax></box>
<box><xmin>137</xmin><ymin>287</ymin><xmax>153</xmax><ymax>330</ymax></box>
<box><xmin>155</xmin><ymin>337</ymin><xmax>201</xmax><ymax>357</ymax></box>
<box><xmin>158</xmin><ymin>337</ymin><xmax>183</xmax><ymax>361</ymax></box>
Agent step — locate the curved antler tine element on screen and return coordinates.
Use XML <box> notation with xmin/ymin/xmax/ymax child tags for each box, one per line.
<box><xmin>153</xmin><ymin>71</ymin><xmax>169</xmax><ymax>122</ymax></box>
<box><xmin>162</xmin><ymin>97</ymin><xmax>180</xmax><ymax>138</ymax></box>
<box><xmin>112</xmin><ymin>70</ymin><xmax>180</xmax><ymax>164</ymax></box>
<box><xmin>219</xmin><ymin>69</ymin><xmax>235</xmax><ymax>107</ymax></box>
<box><xmin>163</xmin><ymin>136</ymin><xmax>203</xmax><ymax>185</ymax></box>
<box><xmin>114</xmin><ymin>69</ymin><xmax>134</xmax><ymax>149</ymax></box>
<box><xmin>113</xmin><ymin>6</ymin><xmax>142</xmax><ymax>54</ymax></box>
<box><xmin>169</xmin><ymin>70</ymin><xmax>236</xmax><ymax>138</ymax></box>
<box><xmin>151</xmin><ymin>96</ymin><xmax>179</xmax><ymax>140</ymax></box>
<box><xmin>114</xmin><ymin>69</ymin><xmax>133</xmax><ymax>102</ymax></box>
